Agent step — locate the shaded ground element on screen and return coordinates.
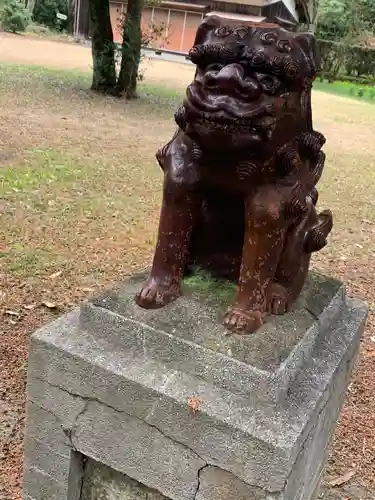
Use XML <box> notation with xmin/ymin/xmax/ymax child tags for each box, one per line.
<box><xmin>1</xmin><ymin>35</ymin><xmax>375</xmax><ymax>499</ymax></box>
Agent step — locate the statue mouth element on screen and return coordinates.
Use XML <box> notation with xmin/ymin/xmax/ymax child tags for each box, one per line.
<box><xmin>195</xmin><ymin>113</ymin><xmax>260</xmax><ymax>133</ymax></box>
<box><xmin>183</xmin><ymin>85</ymin><xmax>276</xmax><ymax>140</ymax></box>
<box><xmin>183</xmin><ymin>104</ymin><xmax>276</xmax><ymax>139</ymax></box>
<box><xmin>185</xmin><ymin>84</ymin><xmax>276</xmax><ymax>121</ymax></box>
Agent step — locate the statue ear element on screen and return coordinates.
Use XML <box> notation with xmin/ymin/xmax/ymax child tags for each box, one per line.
<box><xmin>294</xmin><ymin>32</ymin><xmax>320</xmax><ymax>74</ymax></box>
<box><xmin>194</xmin><ymin>16</ymin><xmax>222</xmax><ymax>46</ymax></box>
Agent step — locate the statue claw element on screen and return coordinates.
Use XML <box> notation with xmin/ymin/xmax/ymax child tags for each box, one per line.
<box><xmin>135</xmin><ymin>279</ymin><xmax>180</xmax><ymax>309</ymax></box>
<box><xmin>223</xmin><ymin>307</ymin><xmax>265</xmax><ymax>335</ymax></box>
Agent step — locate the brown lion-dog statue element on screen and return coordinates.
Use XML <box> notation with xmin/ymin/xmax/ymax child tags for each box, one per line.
<box><xmin>135</xmin><ymin>16</ymin><xmax>333</xmax><ymax>335</ymax></box>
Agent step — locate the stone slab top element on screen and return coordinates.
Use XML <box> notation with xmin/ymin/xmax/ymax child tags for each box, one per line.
<box><xmin>79</xmin><ymin>271</ymin><xmax>348</xmax><ymax>403</ymax></box>
<box><xmin>92</xmin><ymin>271</ymin><xmax>341</xmax><ymax>372</ymax></box>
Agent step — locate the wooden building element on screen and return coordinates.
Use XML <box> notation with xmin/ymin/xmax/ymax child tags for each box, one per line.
<box><xmin>73</xmin><ymin>0</ymin><xmax>314</xmax><ymax>53</ymax></box>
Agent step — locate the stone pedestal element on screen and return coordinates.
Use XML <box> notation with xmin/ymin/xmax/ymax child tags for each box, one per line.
<box><xmin>23</xmin><ymin>272</ymin><xmax>367</xmax><ymax>500</ymax></box>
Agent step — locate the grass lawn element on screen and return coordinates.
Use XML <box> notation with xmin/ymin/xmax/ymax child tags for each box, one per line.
<box><xmin>315</xmin><ymin>79</ymin><xmax>375</xmax><ymax>104</ymax></box>
<box><xmin>1</xmin><ymin>62</ymin><xmax>375</xmax><ymax>498</ymax></box>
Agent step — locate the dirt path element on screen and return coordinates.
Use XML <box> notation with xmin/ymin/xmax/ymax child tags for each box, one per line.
<box><xmin>0</xmin><ymin>32</ymin><xmax>195</xmax><ymax>89</ymax></box>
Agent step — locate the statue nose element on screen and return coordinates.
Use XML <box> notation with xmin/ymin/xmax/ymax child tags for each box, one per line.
<box><xmin>215</xmin><ymin>64</ymin><xmax>244</xmax><ymax>91</ymax></box>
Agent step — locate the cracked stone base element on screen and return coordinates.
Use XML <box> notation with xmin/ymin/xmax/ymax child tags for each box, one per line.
<box><xmin>23</xmin><ymin>272</ymin><xmax>368</xmax><ymax>500</ymax></box>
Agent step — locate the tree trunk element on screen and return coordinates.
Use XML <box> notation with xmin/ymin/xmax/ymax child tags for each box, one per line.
<box><xmin>311</xmin><ymin>1</ymin><xmax>320</xmax><ymax>34</ymax></box>
<box><xmin>127</xmin><ymin>66</ymin><xmax>139</xmax><ymax>99</ymax></box>
<box><xmin>30</xmin><ymin>0</ymin><xmax>39</xmax><ymax>16</ymax></box>
<box><xmin>67</xmin><ymin>0</ymin><xmax>75</xmax><ymax>34</ymax></box>
<box><xmin>116</xmin><ymin>0</ymin><xmax>144</xmax><ymax>98</ymax></box>
<box><xmin>89</xmin><ymin>0</ymin><xmax>117</xmax><ymax>94</ymax></box>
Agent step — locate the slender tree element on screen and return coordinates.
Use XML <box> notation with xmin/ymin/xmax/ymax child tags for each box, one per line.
<box><xmin>67</xmin><ymin>0</ymin><xmax>75</xmax><ymax>33</ymax></box>
<box><xmin>116</xmin><ymin>0</ymin><xmax>144</xmax><ymax>98</ymax></box>
<box><xmin>88</xmin><ymin>0</ymin><xmax>144</xmax><ymax>98</ymax></box>
<box><xmin>310</xmin><ymin>0</ymin><xmax>320</xmax><ymax>33</ymax></box>
<box><xmin>89</xmin><ymin>0</ymin><xmax>117</xmax><ymax>94</ymax></box>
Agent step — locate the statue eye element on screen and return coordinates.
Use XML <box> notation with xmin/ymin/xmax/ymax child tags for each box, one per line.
<box><xmin>205</xmin><ymin>63</ymin><xmax>223</xmax><ymax>72</ymax></box>
<box><xmin>257</xmin><ymin>74</ymin><xmax>282</xmax><ymax>95</ymax></box>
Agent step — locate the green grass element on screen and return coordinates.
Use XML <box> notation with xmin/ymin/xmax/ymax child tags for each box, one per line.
<box><xmin>0</xmin><ymin>62</ymin><xmax>182</xmax><ymax>100</ymax></box>
<box><xmin>0</xmin><ymin>148</ymin><xmax>88</xmax><ymax>193</ymax></box>
<box><xmin>0</xmin><ymin>148</ymin><xmax>89</xmax><ymax>275</ymax></box>
<box><xmin>314</xmin><ymin>79</ymin><xmax>375</xmax><ymax>103</ymax></box>
<box><xmin>0</xmin><ymin>63</ymin><xmax>184</xmax><ymax>278</ymax></box>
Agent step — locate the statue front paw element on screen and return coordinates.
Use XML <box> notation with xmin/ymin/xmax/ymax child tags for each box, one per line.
<box><xmin>135</xmin><ymin>279</ymin><xmax>181</xmax><ymax>309</ymax></box>
<box><xmin>223</xmin><ymin>307</ymin><xmax>265</xmax><ymax>335</ymax></box>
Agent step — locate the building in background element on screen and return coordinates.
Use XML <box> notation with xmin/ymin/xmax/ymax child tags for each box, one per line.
<box><xmin>73</xmin><ymin>0</ymin><xmax>313</xmax><ymax>53</ymax></box>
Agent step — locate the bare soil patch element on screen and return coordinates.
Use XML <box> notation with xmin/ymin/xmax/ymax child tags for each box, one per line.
<box><xmin>0</xmin><ymin>36</ymin><xmax>375</xmax><ymax>500</ymax></box>
<box><xmin>0</xmin><ymin>32</ymin><xmax>194</xmax><ymax>90</ymax></box>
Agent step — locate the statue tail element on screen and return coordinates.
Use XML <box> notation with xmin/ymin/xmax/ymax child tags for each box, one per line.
<box><xmin>304</xmin><ymin>209</ymin><xmax>333</xmax><ymax>254</ymax></box>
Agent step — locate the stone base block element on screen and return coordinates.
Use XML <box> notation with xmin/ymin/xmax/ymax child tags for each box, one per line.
<box><xmin>23</xmin><ymin>272</ymin><xmax>368</xmax><ymax>500</ymax></box>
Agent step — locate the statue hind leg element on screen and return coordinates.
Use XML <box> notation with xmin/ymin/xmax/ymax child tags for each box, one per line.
<box><xmin>269</xmin><ymin>131</ymin><xmax>333</xmax><ymax>315</ymax></box>
<box><xmin>269</xmin><ymin>190</ymin><xmax>333</xmax><ymax>315</ymax></box>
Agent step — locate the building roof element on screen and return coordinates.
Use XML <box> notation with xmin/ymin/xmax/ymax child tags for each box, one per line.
<box><xmin>160</xmin><ymin>0</ymin><xmax>208</xmax><ymax>11</ymax></box>
<box><xmin>266</xmin><ymin>0</ymin><xmax>299</xmax><ymax>21</ymax></box>
<box><xmin>205</xmin><ymin>11</ymin><xmax>267</xmax><ymax>23</ymax></box>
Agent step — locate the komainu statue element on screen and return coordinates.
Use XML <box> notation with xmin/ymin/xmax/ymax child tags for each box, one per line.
<box><xmin>135</xmin><ymin>16</ymin><xmax>333</xmax><ymax>335</ymax></box>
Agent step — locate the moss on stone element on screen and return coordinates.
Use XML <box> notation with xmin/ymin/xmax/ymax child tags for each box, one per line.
<box><xmin>183</xmin><ymin>270</ymin><xmax>236</xmax><ymax>303</ymax></box>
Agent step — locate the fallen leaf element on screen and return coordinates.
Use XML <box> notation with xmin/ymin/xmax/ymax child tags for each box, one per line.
<box><xmin>327</xmin><ymin>470</ymin><xmax>356</xmax><ymax>488</ymax></box>
<box><xmin>188</xmin><ymin>396</ymin><xmax>202</xmax><ymax>414</ymax></box>
<box><xmin>5</xmin><ymin>310</ymin><xmax>20</xmax><ymax>318</ymax></box>
<box><xmin>42</xmin><ymin>301</ymin><xmax>58</xmax><ymax>310</ymax></box>
<box><xmin>23</xmin><ymin>304</ymin><xmax>36</xmax><ymax>311</ymax></box>
<box><xmin>49</xmin><ymin>270</ymin><xmax>62</xmax><ymax>279</ymax></box>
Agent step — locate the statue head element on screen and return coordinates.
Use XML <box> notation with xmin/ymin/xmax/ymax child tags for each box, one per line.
<box><xmin>176</xmin><ymin>16</ymin><xmax>319</xmax><ymax>154</ymax></box>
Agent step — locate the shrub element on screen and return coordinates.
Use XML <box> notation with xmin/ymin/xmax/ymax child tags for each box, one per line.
<box><xmin>317</xmin><ymin>39</ymin><xmax>346</xmax><ymax>81</ymax></box>
<box><xmin>317</xmin><ymin>39</ymin><xmax>375</xmax><ymax>82</ymax></box>
<box><xmin>345</xmin><ymin>45</ymin><xmax>375</xmax><ymax>77</ymax></box>
<box><xmin>1</xmin><ymin>0</ymin><xmax>31</xmax><ymax>33</ymax></box>
<box><xmin>26</xmin><ymin>22</ymin><xmax>51</xmax><ymax>35</ymax></box>
<box><xmin>32</xmin><ymin>0</ymin><xmax>68</xmax><ymax>31</ymax></box>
